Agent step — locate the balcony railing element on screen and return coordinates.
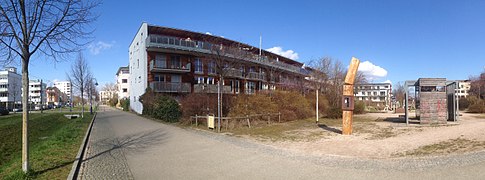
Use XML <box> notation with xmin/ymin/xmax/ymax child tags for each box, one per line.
<box><xmin>193</xmin><ymin>84</ymin><xmax>232</xmax><ymax>94</ymax></box>
<box><xmin>246</xmin><ymin>72</ymin><xmax>265</xmax><ymax>81</ymax></box>
<box><xmin>149</xmin><ymin>61</ymin><xmax>191</xmax><ymax>73</ymax></box>
<box><xmin>150</xmin><ymin>82</ymin><xmax>191</xmax><ymax>93</ymax></box>
<box><xmin>224</xmin><ymin>68</ymin><xmax>244</xmax><ymax>78</ymax></box>
<box><xmin>146</xmin><ymin>35</ymin><xmax>305</xmax><ymax>75</ymax></box>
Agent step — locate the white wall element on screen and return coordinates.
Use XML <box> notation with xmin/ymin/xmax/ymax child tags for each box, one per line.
<box><xmin>117</xmin><ymin>70</ymin><xmax>130</xmax><ymax>99</ymax></box>
<box><xmin>0</xmin><ymin>70</ymin><xmax>22</xmax><ymax>108</ymax></box>
<box><xmin>129</xmin><ymin>23</ymin><xmax>148</xmax><ymax>114</ymax></box>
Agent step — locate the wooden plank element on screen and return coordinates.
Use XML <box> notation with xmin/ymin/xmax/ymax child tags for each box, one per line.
<box><xmin>342</xmin><ymin>111</ymin><xmax>353</xmax><ymax>135</ymax></box>
<box><xmin>343</xmin><ymin>84</ymin><xmax>354</xmax><ymax>96</ymax></box>
<box><xmin>344</xmin><ymin>57</ymin><xmax>360</xmax><ymax>85</ymax></box>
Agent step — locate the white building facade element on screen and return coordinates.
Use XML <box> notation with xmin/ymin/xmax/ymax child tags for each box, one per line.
<box><xmin>116</xmin><ymin>66</ymin><xmax>130</xmax><ymax>100</ymax></box>
<box><xmin>129</xmin><ymin>23</ymin><xmax>149</xmax><ymax>114</ymax></box>
<box><xmin>0</xmin><ymin>67</ymin><xmax>22</xmax><ymax>110</ymax></box>
<box><xmin>354</xmin><ymin>83</ymin><xmax>392</xmax><ymax>108</ymax></box>
<box><xmin>99</xmin><ymin>90</ymin><xmax>116</xmax><ymax>105</ymax></box>
<box><xmin>54</xmin><ymin>81</ymin><xmax>72</xmax><ymax>100</ymax></box>
<box><xmin>24</xmin><ymin>80</ymin><xmax>47</xmax><ymax>105</ymax></box>
<box><xmin>456</xmin><ymin>80</ymin><xmax>471</xmax><ymax>98</ymax></box>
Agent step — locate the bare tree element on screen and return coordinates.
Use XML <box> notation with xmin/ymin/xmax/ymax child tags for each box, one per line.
<box><xmin>0</xmin><ymin>0</ymin><xmax>97</xmax><ymax>172</ymax></box>
<box><xmin>469</xmin><ymin>71</ymin><xmax>485</xmax><ymax>99</ymax></box>
<box><xmin>393</xmin><ymin>82</ymin><xmax>406</xmax><ymax>107</ymax></box>
<box><xmin>68</xmin><ymin>52</ymin><xmax>91</xmax><ymax>118</ymax></box>
<box><xmin>101</xmin><ymin>82</ymin><xmax>118</xmax><ymax>92</ymax></box>
<box><xmin>85</xmin><ymin>74</ymin><xmax>98</xmax><ymax>114</ymax></box>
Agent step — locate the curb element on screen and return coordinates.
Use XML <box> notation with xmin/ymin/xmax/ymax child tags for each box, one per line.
<box><xmin>67</xmin><ymin>112</ymin><xmax>97</xmax><ymax>180</ymax></box>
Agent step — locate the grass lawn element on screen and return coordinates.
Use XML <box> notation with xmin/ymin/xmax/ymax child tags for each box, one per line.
<box><xmin>395</xmin><ymin>138</ymin><xmax>485</xmax><ymax>157</ymax></box>
<box><xmin>45</xmin><ymin>105</ymin><xmax>94</xmax><ymax>113</ymax></box>
<box><xmin>0</xmin><ymin>112</ymin><xmax>93</xmax><ymax>179</ymax></box>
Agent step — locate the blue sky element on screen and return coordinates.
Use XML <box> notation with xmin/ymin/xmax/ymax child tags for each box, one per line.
<box><xmin>21</xmin><ymin>0</ymin><xmax>485</xmax><ymax>87</ymax></box>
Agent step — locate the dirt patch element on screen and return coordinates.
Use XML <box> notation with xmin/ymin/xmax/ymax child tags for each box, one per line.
<box><xmin>224</xmin><ymin>112</ymin><xmax>485</xmax><ymax>159</ymax></box>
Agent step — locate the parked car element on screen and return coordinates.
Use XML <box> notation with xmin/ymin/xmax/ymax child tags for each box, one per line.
<box><xmin>0</xmin><ymin>108</ymin><xmax>9</xmax><ymax>115</ymax></box>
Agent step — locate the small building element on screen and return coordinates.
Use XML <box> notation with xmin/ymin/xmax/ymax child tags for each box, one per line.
<box><xmin>404</xmin><ymin>78</ymin><xmax>459</xmax><ymax>124</ymax></box>
<box><xmin>22</xmin><ymin>80</ymin><xmax>47</xmax><ymax>105</ymax></box>
<box><xmin>54</xmin><ymin>81</ymin><xmax>72</xmax><ymax>101</ymax></box>
<box><xmin>46</xmin><ymin>86</ymin><xmax>68</xmax><ymax>106</ymax></box>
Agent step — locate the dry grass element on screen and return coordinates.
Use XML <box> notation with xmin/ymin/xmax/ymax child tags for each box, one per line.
<box><xmin>229</xmin><ymin>116</ymin><xmax>379</xmax><ymax>142</ymax></box>
<box><xmin>395</xmin><ymin>138</ymin><xmax>485</xmax><ymax>157</ymax></box>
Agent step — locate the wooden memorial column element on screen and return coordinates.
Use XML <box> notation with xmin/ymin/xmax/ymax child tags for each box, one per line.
<box><xmin>342</xmin><ymin>57</ymin><xmax>360</xmax><ymax>135</ymax></box>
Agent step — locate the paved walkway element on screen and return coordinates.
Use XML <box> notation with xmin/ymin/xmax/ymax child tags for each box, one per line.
<box><xmin>79</xmin><ymin>106</ymin><xmax>485</xmax><ymax>179</ymax></box>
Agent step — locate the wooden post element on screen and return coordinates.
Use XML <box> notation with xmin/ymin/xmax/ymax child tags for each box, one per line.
<box><xmin>195</xmin><ymin>114</ymin><xmax>198</xmax><ymax>127</ymax></box>
<box><xmin>342</xmin><ymin>57</ymin><xmax>360</xmax><ymax>135</ymax></box>
<box><xmin>278</xmin><ymin>112</ymin><xmax>281</xmax><ymax>123</ymax></box>
<box><xmin>247</xmin><ymin>115</ymin><xmax>251</xmax><ymax>128</ymax></box>
<box><xmin>267</xmin><ymin>114</ymin><xmax>270</xmax><ymax>124</ymax></box>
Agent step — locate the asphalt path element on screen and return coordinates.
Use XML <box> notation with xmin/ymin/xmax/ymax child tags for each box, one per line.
<box><xmin>79</xmin><ymin>106</ymin><xmax>485</xmax><ymax>179</ymax></box>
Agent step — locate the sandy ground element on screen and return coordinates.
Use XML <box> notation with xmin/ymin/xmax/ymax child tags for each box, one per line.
<box><xmin>267</xmin><ymin>112</ymin><xmax>485</xmax><ymax>159</ymax></box>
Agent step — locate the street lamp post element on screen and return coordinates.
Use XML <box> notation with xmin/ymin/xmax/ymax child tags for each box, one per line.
<box><xmin>90</xmin><ymin>78</ymin><xmax>98</xmax><ymax>115</ymax></box>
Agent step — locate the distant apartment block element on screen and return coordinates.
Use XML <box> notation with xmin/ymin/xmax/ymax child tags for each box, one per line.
<box><xmin>46</xmin><ymin>86</ymin><xmax>68</xmax><ymax>106</ymax></box>
<box><xmin>22</xmin><ymin>80</ymin><xmax>47</xmax><ymax>105</ymax></box>
<box><xmin>128</xmin><ymin>23</ymin><xmax>308</xmax><ymax>114</ymax></box>
<box><xmin>116</xmin><ymin>66</ymin><xmax>130</xmax><ymax>100</ymax></box>
<box><xmin>99</xmin><ymin>90</ymin><xmax>116</xmax><ymax>104</ymax></box>
<box><xmin>54</xmin><ymin>81</ymin><xmax>72</xmax><ymax>100</ymax></box>
<box><xmin>354</xmin><ymin>83</ymin><xmax>392</xmax><ymax>107</ymax></box>
<box><xmin>456</xmin><ymin>80</ymin><xmax>471</xmax><ymax>98</ymax></box>
<box><xmin>0</xmin><ymin>67</ymin><xmax>22</xmax><ymax>110</ymax></box>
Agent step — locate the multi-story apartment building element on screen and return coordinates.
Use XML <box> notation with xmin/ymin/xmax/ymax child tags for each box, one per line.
<box><xmin>129</xmin><ymin>23</ymin><xmax>308</xmax><ymax>114</ymax></box>
<box><xmin>456</xmin><ymin>80</ymin><xmax>471</xmax><ymax>98</ymax></box>
<box><xmin>99</xmin><ymin>90</ymin><xmax>116</xmax><ymax>105</ymax></box>
<box><xmin>23</xmin><ymin>80</ymin><xmax>47</xmax><ymax>105</ymax></box>
<box><xmin>46</xmin><ymin>86</ymin><xmax>68</xmax><ymax>106</ymax></box>
<box><xmin>54</xmin><ymin>81</ymin><xmax>72</xmax><ymax>101</ymax></box>
<box><xmin>116</xmin><ymin>66</ymin><xmax>130</xmax><ymax>100</ymax></box>
<box><xmin>0</xmin><ymin>67</ymin><xmax>22</xmax><ymax>110</ymax></box>
<box><xmin>354</xmin><ymin>83</ymin><xmax>392</xmax><ymax>108</ymax></box>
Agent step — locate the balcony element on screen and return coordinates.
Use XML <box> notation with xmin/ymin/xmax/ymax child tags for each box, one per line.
<box><xmin>224</xmin><ymin>68</ymin><xmax>244</xmax><ymax>78</ymax></box>
<box><xmin>146</xmin><ymin>35</ymin><xmax>305</xmax><ymax>75</ymax></box>
<box><xmin>149</xmin><ymin>61</ymin><xmax>191</xmax><ymax>73</ymax></box>
<box><xmin>246</xmin><ymin>72</ymin><xmax>265</xmax><ymax>81</ymax></box>
<box><xmin>193</xmin><ymin>84</ymin><xmax>232</xmax><ymax>94</ymax></box>
<box><xmin>150</xmin><ymin>82</ymin><xmax>191</xmax><ymax>93</ymax></box>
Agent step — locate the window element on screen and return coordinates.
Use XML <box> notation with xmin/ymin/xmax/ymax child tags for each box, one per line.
<box><xmin>235</xmin><ymin>80</ymin><xmax>240</xmax><ymax>94</ymax></box>
<box><xmin>155</xmin><ymin>54</ymin><xmax>166</xmax><ymax>68</ymax></box>
<box><xmin>171</xmin><ymin>56</ymin><xmax>181</xmax><ymax>68</ymax></box>
<box><xmin>122</xmin><ymin>88</ymin><xmax>127</xmax><ymax>93</ymax></box>
<box><xmin>194</xmin><ymin>58</ymin><xmax>203</xmax><ymax>73</ymax></box>
<box><xmin>207</xmin><ymin>77</ymin><xmax>215</xmax><ymax>84</ymax></box>
<box><xmin>171</xmin><ymin>75</ymin><xmax>181</xmax><ymax>83</ymax></box>
<box><xmin>195</xmin><ymin>77</ymin><xmax>204</xmax><ymax>84</ymax></box>
<box><xmin>154</xmin><ymin>74</ymin><xmax>165</xmax><ymax>82</ymax></box>
<box><xmin>245</xmin><ymin>82</ymin><xmax>255</xmax><ymax>94</ymax></box>
<box><xmin>122</xmin><ymin>79</ymin><xmax>128</xmax><ymax>83</ymax></box>
<box><xmin>208</xmin><ymin>60</ymin><xmax>216</xmax><ymax>74</ymax></box>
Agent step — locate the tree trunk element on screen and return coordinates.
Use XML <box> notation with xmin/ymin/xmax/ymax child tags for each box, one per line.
<box><xmin>21</xmin><ymin>56</ymin><xmax>30</xmax><ymax>172</ymax></box>
<box><xmin>81</xmin><ymin>87</ymin><xmax>84</xmax><ymax>118</ymax></box>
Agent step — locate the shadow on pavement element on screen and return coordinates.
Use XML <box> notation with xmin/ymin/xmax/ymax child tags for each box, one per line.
<box><xmin>83</xmin><ymin>129</ymin><xmax>169</xmax><ymax>162</ymax></box>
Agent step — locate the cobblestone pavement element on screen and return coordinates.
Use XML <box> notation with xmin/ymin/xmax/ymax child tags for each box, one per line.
<box><xmin>79</xmin><ymin>106</ymin><xmax>485</xmax><ymax>179</ymax></box>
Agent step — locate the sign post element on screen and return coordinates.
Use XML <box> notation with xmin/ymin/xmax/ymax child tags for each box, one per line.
<box><xmin>342</xmin><ymin>57</ymin><xmax>360</xmax><ymax>135</ymax></box>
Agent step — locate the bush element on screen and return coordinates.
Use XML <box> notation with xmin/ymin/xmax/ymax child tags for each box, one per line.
<box><xmin>458</xmin><ymin>97</ymin><xmax>469</xmax><ymax>110</ymax></box>
<box><xmin>468</xmin><ymin>99</ymin><xmax>485</xmax><ymax>113</ymax></box>
<box><xmin>354</xmin><ymin>100</ymin><xmax>366</xmax><ymax>114</ymax></box>
<box><xmin>140</xmin><ymin>88</ymin><xmax>181</xmax><ymax>122</ymax></box>
<box><xmin>271</xmin><ymin>91</ymin><xmax>313</xmax><ymax>122</ymax></box>
<box><xmin>0</xmin><ymin>108</ymin><xmax>9</xmax><ymax>115</ymax></box>
<box><xmin>306</xmin><ymin>92</ymin><xmax>330</xmax><ymax>115</ymax></box>
<box><xmin>120</xmin><ymin>98</ymin><xmax>130</xmax><ymax>111</ymax></box>
<box><xmin>153</xmin><ymin>96</ymin><xmax>181</xmax><ymax>123</ymax></box>
<box><xmin>228</xmin><ymin>94</ymin><xmax>278</xmax><ymax>120</ymax></box>
<box><xmin>326</xmin><ymin>106</ymin><xmax>342</xmax><ymax>119</ymax></box>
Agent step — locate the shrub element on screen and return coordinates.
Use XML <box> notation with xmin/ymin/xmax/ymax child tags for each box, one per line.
<box><xmin>140</xmin><ymin>88</ymin><xmax>181</xmax><ymax>122</ymax></box>
<box><xmin>458</xmin><ymin>97</ymin><xmax>469</xmax><ymax>110</ymax></box>
<box><xmin>468</xmin><ymin>99</ymin><xmax>485</xmax><ymax>113</ymax></box>
<box><xmin>306</xmin><ymin>92</ymin><xmax>330</xmax><ymax>115</ymax></box>
<box><xmin>271</xmin><ymin>91</ymin><xmax>313</xmax><ymax>122</ymax></box>
<box><xmin>354</xmin><ymin>100</ymin><xmax>366</xmax><ymax>114</ymax></box>
<box><xmin>120</xmin><ymin>98</ymin><xmax>130</xmax><ymax>111</ymax></box>
<box><xmin>326</xmin><ymin>106</ymin><xmax>342</xmax><ymax>119</ymax></box>
<box><xmin>228</xmin><ymin>94</ymin><xmax>278</xmax><ymax>120</ymax></box>
<box><xmin>153</xmin><ymin>95</ymin><xmax>182</xmax><ymax>123</ymax></box>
